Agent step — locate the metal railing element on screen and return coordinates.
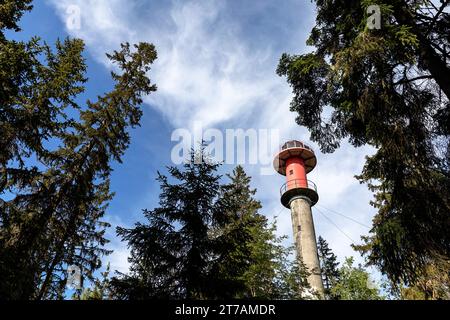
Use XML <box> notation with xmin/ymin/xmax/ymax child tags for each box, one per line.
<box><xmin>280</xmin><ymin>179</ymin><xmax>318</xmax><ymax>196</ymax></box>
<box><xmin>280</xmin><ymin>140</ymin><xmax>314</xmax><ymax>153</ymax></box>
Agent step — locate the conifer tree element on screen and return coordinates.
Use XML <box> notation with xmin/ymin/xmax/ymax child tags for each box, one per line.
<box><xmin>236</xmin><ymin>217</ymin><xmax>283</xmax><ymax>299</ymax></box>
<box><xmin>111</xmin><ymin>148</ymin><xmax>227</xmax><ymax>299</ymax></box>
<box><xmin>208</xmin><ymin>166</ymin><xmax>267</xmax><ymax>298</ymax></box>
<box><xmin>111</xmin><ymin>157</ymin><xmax>311</xmax><ymax>300</ymax></box>
<box><xmin>277</xmin><ymin>0</ymin><xmax>450</xmax><ymax>287</ymax></box>
<box><xmin>399</xmin><ymin>260</ymin><xmax>450</xmax><ymax>300</ymax></box>
<box><xmin>317</xmin><ymin>236</ymin><xmax>340</xmax><ymax>298</ymax></box>
<box><xmin>216</xmin><ymin>166</ymin><xmax>310</xmax><ymax>299</ymax></box>
<box><xmin>0</xmin><ymin>2</ymin><xmax>157</xmax><ymax>299</ymax></box>
<box><xmin>276</xmin><ymin>253</ymin><xmax>312</xmax><ymax>300</ymax></box>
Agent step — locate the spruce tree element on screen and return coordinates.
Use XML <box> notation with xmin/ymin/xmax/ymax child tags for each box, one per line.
<box><xmin>277</xmin><ymin>0</ymin><xmax>450</xmax><ymax>287</ymax></box>
<box><xmin>111</xmin><ymin>148</ymin><xmax>227</xmax><ymax>299</ymax></box>
<box><xmin>0</xmin><ymin>2</ymin><xmax>157</xmax><ymax>299</ymax></box>
<box><xmin>216</xmin><ymin>166</ymin><xmax>311</xmax><ymax>299</ymax></box>
<box><xmin>111</xmin><ymin>160</ymin><xmax>312</xmax><ymax>300</ymax></box>
<box><xmin>209</xmin><ymin>166</ymin><xmax>267</xmax><ymax>298</ymax></box>
<box><xmin>317</xmin><ymin>236</ymin><xmax>340</xmax><ymax>298</ymax></box>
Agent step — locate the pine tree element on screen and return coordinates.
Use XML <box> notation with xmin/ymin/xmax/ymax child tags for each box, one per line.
<box><xmin>277</xmin><ymin>0</ymin><xmax>450</xmax><ymax>287</ymax></box>
<box><xmin>317</xmin><ymin>236</ymin><xmax>340</xmax><ymax>298</ymax></box>
<box><xmin>0</xmin><ymin>2</ymin><xmax>157</xmax><ymax>299</ymax></box>
<box><xmin>111</xmin><ymin>147</ymin><xmax>228</xmax><ymax>299</ymax></box>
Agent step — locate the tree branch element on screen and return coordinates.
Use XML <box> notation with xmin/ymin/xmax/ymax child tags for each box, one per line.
<box><xmin>394</xmin><ymin>75</ymin><xmax>433</xmax><ymax>85</ymax></box>
<box><xmin>426</xmin><ymin>0</ymin><xmax>450</xmax><ymax>36</ymax></box>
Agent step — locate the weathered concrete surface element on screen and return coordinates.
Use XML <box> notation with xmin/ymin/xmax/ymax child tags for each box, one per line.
<box><xmin>290</xmin><ymin>197</ymin><xmax>325</xmax><ymax>298</ymax></box>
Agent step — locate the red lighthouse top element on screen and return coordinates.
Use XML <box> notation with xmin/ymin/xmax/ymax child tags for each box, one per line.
<box><xmin>273</xmin><ymin>140</ymin><xmax>319</xmax><ymax>208</ymax></box>
<box><xmin>273</xmin><ymin>140</ymin><xmax>317</xmax><ymax>175</ymax></box>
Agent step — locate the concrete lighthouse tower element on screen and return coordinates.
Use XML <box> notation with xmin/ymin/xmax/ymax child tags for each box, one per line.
<box><xmin>273</xmin><ymin>140</ymin><xmax>324</xmax><ymax>297</ymax></box>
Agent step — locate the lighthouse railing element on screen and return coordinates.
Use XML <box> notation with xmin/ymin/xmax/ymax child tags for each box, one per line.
<box><xmin>280</xmin><ymin>179</ymin><xmax>317</xmax><ymax>196</ymax></box>
<box><xmin>280</xmin><ymin>141</ymin><xmax>314</xmax><ymax>153</ymax></box>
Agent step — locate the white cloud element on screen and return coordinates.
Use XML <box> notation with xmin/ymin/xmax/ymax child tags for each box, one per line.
<box><xmin>106</xmin><ymin>242</ymin><xmax>131</xmax><ymax>275</ymax></box>
<box><xmin>48</xmin><ymin>0</ymin><xmax>288</xmax><ymax>130</ymax></box>
<box><xmin>48</xmin><ymin>0</ymin><xmax>379</xmax><ymax>275</ymax></box>
<box><xmin>103</xmin><ymin>214</ymin><xmax>131</xmax><ymax>274</ymax></box>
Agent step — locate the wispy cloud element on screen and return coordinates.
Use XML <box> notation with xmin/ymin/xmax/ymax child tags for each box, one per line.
<box><xmin>48</xmin><ymin>0</ymin><xmax>378</xmax><ymax>273</ymax></box>
<box><xmin>47</xmin><ymin>0</ymin><xmax>308</xmax><ymax>129</ymax></box>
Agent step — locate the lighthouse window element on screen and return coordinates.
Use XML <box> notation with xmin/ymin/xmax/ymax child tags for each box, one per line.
<box><xmin>289</xmin><ymin>170</ymin><xmax>294</xmax><ymax>175</ymax></box>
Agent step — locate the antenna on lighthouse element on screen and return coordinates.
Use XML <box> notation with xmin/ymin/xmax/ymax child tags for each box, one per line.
<box><xmin>273</xmin><ymin>140</ymin><xmax>325</xmax><ymax>298</ymax></box>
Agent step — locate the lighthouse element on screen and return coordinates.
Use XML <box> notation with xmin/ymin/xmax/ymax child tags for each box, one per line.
<box><xmin>273</xmin><ymin>140</ymin><xmax>324</xmax><ymax>297</ymax></box>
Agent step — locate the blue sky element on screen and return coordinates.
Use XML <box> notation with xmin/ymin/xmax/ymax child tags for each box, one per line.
<box><xmin>12</xmin><ymin>0</ymin><xmax>380</xmax><ymax>283</ymax></box>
